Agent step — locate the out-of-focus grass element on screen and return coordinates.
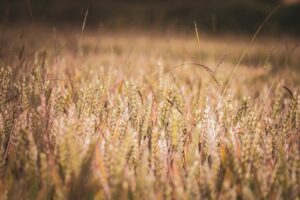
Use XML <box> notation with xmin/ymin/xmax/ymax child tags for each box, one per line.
<box><xmin>0</xmin><ymin>26</ymin><xmax>299</xmax><ymax>199</ymax></box>
<box><xmin>2</xmin><ymin>26</ymin><xmax>299</xmax><ymax>81</ymax></box>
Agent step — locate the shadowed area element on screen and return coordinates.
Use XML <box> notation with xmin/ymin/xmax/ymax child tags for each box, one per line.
<box><xmin>1</xmin><ymin>0</ymin><xmax>300</xmax><ymax>34</ymax></box>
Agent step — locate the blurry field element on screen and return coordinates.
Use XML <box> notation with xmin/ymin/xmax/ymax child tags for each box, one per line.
<box><xmin>0</xmin><ymin>26</ymin><xmax>300</xmax><ymax>199</ymax></box>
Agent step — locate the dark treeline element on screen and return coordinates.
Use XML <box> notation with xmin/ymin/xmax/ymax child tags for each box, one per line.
<box><xmin>1</xmin><ymin>0</ymin><xmax>299</xmax><ymax>34</ymax></box>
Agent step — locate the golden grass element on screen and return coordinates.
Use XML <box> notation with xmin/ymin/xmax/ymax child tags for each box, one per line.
<box><xmin>0</xmin><ymin>26</ymin><xmax>299</xmax><ymax>199</ymax></box>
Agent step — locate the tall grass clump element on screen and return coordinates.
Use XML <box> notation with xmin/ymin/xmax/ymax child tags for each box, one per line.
<box><xmin>0</xmin><ymin>29</ymin><xmax>299</xmax><ymax>200</ymax></box>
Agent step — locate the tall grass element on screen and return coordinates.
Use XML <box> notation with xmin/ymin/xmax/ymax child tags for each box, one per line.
<box><xmin>0</xmin><ymin>28</ymin><xmax>299</xmax><ymax>200</ymax></box>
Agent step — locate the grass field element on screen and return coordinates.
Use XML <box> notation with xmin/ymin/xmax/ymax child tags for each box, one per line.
<box><xmin>0</xmin><ymin>25</ymin><xmax>300</xmax><ymax>199</ymax></box>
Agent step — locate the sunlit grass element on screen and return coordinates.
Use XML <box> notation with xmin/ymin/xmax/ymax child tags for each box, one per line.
<box><xmin>0</xmin><ymin>26</ymin><xmax>299</xmax><ymax>199</ymax></box>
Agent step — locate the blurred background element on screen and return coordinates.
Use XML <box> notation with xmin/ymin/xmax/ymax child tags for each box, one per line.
<box><xmin>1</xmin><ymin>0</ymin><xmax>300</xmax><ymax>35</ymax></box>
